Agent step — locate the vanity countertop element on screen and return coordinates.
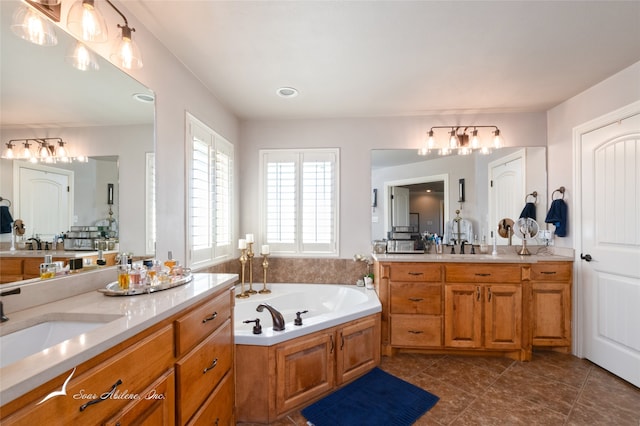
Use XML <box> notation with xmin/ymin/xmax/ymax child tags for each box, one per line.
<box><xmin>372</xmin><ymin>249</ymin><xmax>574</xmax><ymax>263</ymax></box>
<box><xmin>0</xmin><ymin>272</ymin><xmax>237</xmax><ymax>406</ymax></box>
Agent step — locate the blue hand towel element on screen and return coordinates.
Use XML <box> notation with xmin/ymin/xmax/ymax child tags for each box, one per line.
<box><xmin>545</xmin><ymin>199</ymin><xmax>567</xmax><ymax>237</ymax></box>
<box><xmin>519</xmin><ymin>202</ymin><xmax>537</xmax><ymax>221</ymax></box>
<box><xmin>0</xmin><ymin>206</ymin><xmax>13</xmax><ymax>234</ymax></box>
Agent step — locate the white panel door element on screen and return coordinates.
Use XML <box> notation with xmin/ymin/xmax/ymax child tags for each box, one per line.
<box><xmin>489</xmin><ymin>151</ymin><xmax>524</xmax><ymax>244</ymax></box>
<box><xmin>17</xmin><ymin>165</ymin><xmax>71</xmax><ymax>240</ymax></box>
<box><xmin>391</xmin><ymin>186</ymin><xmax>410</xmax><ymax>228</ymax></box>
<box><xmin>580</xmin><ymin>111</ymin><xmax>640</xmax><ymax>387</ymax></box>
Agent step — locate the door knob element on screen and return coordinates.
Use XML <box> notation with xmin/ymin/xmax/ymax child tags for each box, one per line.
<box><xmin>580</xmin><ymin>253</ymin><xmax>593</xmax><ymax>262</ymax></box>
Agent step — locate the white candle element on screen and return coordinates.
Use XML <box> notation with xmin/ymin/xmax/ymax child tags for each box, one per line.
<box><xmin>238</xmin><ymin>239</ymin><xmax>247</xmax><ymax>249</ymax></box>
<box><xmin>261</xmin><ymin>244</ymin><xmax>270</xmax><ymax>255</ymax></box>
<box><xmin>246</xmin><ymin>233</ymin><xmax>254</xmax><ymax>243</ymax></box>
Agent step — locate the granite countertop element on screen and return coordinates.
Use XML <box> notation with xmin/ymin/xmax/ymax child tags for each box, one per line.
<box><xmin>0</xmin><ymin>272</ymin><xmax>237</xmax><ymax>406</ymax></box>
<box><xmin>372</xmin><ymin>247</ymin><xmax>574</xmax><ymax>263</ymax></box>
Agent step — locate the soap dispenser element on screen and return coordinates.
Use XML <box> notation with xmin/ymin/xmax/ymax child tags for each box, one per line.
<box><xmin>40</xmin><ymin>255</ymin><xmax>56</xmax><ymax>279</ymax></box>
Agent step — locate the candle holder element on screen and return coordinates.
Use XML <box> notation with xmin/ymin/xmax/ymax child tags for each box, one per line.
<box><xmin>259</xmin><ymin>253</ymin><xmax>271</xmax><ymax>294</ymax></box>
<box><xmin>236</xmin><ymin>248</ymin><xmax>249</xmax><ymax>299</ymax></box>
<box><xmin>246</xmin><ymin>242</ymin><xmax>257</xmax><ymax>294</ymax></box>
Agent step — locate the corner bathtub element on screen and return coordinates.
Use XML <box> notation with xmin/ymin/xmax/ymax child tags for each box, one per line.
<box><xmin>234</xmin><ymin>283</ymin><xmax>381</xmax><ymax>346</ymax></box>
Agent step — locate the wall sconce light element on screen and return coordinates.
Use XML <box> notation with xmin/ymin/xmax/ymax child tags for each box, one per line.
<box><xmin>2</xmin><ymin>138</ymin><xmax>85</xmax><ymax>163</ymax></box>
<box><xmin>418</xmin><ymin>125</ymin><xmax>504</xmax><ymax>156</ymax></box>
<box><xmin>67</xmin><ymin>0</ymin><xmax>143</xmax><ymax>69</ymax></box>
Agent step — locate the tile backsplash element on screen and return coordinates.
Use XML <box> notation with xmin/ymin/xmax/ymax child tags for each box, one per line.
<box><xmin>202</xmin><ymin>257</ymin><xmax>369</xmax><ymax>285</ymax></box>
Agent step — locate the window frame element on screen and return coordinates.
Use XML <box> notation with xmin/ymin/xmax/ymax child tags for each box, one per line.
<box><xmin>259</xmin><ymin>148</ymin><xmax>340</xmax><ymax>257</ymax></box>
<box><xmin>185</xmin><ymin>112</ymin><xmax>234</xmax><ymax>268</ymax></box>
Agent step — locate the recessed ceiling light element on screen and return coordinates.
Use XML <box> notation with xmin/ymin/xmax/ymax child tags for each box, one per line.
<box><xmin>133</xmin><ymin>93</ymin><xmax>155</xmax><ymax>103</ymax></box>
<box><xmin>276</xmin><ymin>87</ymin><xmax>299</xmax><ymax>98</ymax></box>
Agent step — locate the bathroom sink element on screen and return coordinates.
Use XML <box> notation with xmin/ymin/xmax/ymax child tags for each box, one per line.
<box><xmin>0</xmin><ymin>313</ymin><xmax>122</xmax><ymax>368</ymax></box>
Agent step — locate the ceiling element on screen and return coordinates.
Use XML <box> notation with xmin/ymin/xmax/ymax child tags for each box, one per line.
<box><xmin>124</xmin><ymin>0</ymin><xmax>640</xmax><ymax>120</ymax></box>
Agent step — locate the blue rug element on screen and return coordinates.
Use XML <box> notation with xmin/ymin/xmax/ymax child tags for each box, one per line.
<box><xmin>302</xmin><ymin>367</ymin><xmax>439</xmax><ymax>426</ymax></box>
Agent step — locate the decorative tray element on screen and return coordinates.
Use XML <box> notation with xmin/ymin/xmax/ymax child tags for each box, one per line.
<box><xmin>98</xmin><ymin>273</ymin><xmax>193</xmax><ymax>296</ymax></box>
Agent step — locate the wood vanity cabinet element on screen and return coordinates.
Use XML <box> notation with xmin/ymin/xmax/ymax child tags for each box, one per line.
<box><xmin>236</xmin><ymin>313</ymin><xmax>381</xmax><ymax>424</ymax></box>
<box><xmin>0</xmin><ymin>285</ymin><xmax>235</xmax><ymax>426</ymax></box>
<box><xmin>0</xmin><ymin>258</ymin><xmax>23</xmax><ymax>283</ymax></box>
<box><xmin>526</xmin><ymin>262</ymin><xmax>572</xmax><ymax>350</ymax></box>
<box><xmin>444</xmin><ymin>264</ymin><xmax>523</xmax><ymax>352</ymax></box>
<box><xmin>376</xmin><ymin>260</ymin><xmax>572</xmax><ymax>361</ymax></box>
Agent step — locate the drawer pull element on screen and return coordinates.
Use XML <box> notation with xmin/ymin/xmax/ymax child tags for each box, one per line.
<box><xmin>203</xmin><ymin>358</ymin><xmax>219</xmax><ymax>374</ymax></box>
<box><xmin>540</xmin><ymin>271</ymin><xmax>557</xmax><ymax>275</ymax></box>
<box><xmin>487</xmin><ymin>287</ymin><xmax>492</xmax><ymax>302</ymax></box>
<box><xmin>408</xmin><ymin>330</ymin><xmax>423</xmax><ymax>334</ymax></box>
<box><xmin>408</xmin><ymin>272</ymin><xmax>424</xmax><ymax>276</ymax></box>
<box><xmin>202</xmin><ymin>312</ymin><xmax>218</xmax><ymax>323</ymax></box>
<box><xmin>340</xmin><ymin>332</ymin><xmax>345</xmax><ymax>350</ymax></box>
<box><xmin>79</xmin><ymin>379</ymin><xmax>122</xmax><ymax>412</ymax></box>
<box><xmin>476</xmin><ymin>286</ymin><xmax>481</xmax><ymax>301</ymax></box>
<box><xmin>408</xmin><ymin>297</ymin><xmax>424</xmax><ymax>302</ymax></box>
<box><xmin>330</xmin><ymin>335</ymin><xmax>334</xmax><ymax>354</ymax></box>
<box><xmin>475</xmin><ymin>273</ymin><xmax>491</xmax><ymax>276</ymax></box>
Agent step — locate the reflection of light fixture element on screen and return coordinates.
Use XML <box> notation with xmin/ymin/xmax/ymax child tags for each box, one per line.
<box><xmin>67</xmin><ymin>0</ymin><xmax>143</xmax><ymax>70</ymax></box>
<box><xmin>11</xmin><ymin>4</ymin><xmax>58</xmax><ymax>46</ymax></box>
<box><xmin>67</xmin><ymin>41</ymin><xmax>100</xmax><ymax>71</ymax></box>
<box><xmin>2</xmin><ymin>142</ymin><xmax>16</xmax><ymax>159</ymax></box>
<box><xmin>2</xmin><ymin>138</ymin><xmax>85</xmax><ymax>163</ymax></box>
<box><xmin>418</xmin><ymin>125</ymin><xmax>504</xmax><ymax>156</ymax></box>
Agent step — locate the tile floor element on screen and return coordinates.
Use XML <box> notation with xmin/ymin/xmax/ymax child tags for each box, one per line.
<box><xmin>247</xmin><ymin>350</ymin><xmax>640</xmax><ymax>426</ymax></box>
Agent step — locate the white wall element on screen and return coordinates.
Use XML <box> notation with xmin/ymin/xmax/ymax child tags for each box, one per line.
<box><xmin>547</xmin><ymin>61</ymin><xmax>640</xmax><ymax>248</ymax></box>
<box><xmin>240</xmin><ymin>112</ymin><xmax>546</xmax><ymax>258</ymax></box>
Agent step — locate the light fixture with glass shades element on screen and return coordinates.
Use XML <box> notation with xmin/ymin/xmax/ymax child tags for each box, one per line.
<box><xmin>67</xmin><ymin>41</ymin><xmax>100</xmax><ymax>71</ymax></box>
<box><xmin>67</xmin><ymin>0</ymin><xmax>143</xmax><ymax>70</ymax></box>
<box><xmin>418</xmin><ymin>125</ymin><xmax>504</xmax><ymax>156</ymax></box>
<box><xmin>2</xmin><ymin>138</ymin><xmax>87</xmax><ymax>163</ymax></box>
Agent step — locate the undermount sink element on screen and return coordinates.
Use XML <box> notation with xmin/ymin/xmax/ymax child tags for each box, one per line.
<box><xmin>0</xmin><ymin>313</ymin><xmax>122</xmax><ymax>368</ymax></box>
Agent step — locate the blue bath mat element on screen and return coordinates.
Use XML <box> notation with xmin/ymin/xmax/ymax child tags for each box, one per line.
<box><xmin>302</xmin><ymin>367</ymin><xmax>439</xmax><ymax>426</ymax></box>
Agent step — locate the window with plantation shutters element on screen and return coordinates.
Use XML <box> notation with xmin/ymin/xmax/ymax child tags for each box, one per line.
<box><xmin>187</xmin><ymin>113</ymin><xmax>233</xmax><ymax>267</ymax></box>
<box><xmin>260</xmin><ymin>149</ymin><xmax>339</xmax><ymax>256</ymax></box>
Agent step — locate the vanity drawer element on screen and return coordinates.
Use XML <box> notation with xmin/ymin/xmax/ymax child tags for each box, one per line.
<box><xmin>2</xmin><ymin>325</ymin><xmax>174</xmax><ymax>425</ymax></box>
<box><xmin>389</xmin><ymin>263</ymin><xmax>441</xmax><ymax>282</ymax></box>
<box><xmin>390</xmin><ymin>282</ymin><xmax>441</xmax><ymax>315</ymax></box>
<box><xmin>187</xmin><ymin>371</ymin><xmax>234</xmax><ymax>426</ymax></box>
<box><xmin>175</xmin><ymin>289</ymin><xmax>231</xmax><ymax>356</ymax></box>
<box><xmin>529</xmin><ymin>262</ymin><xmax>572</xmax><ymax>281</ymax></box>
<box><xmin>391</xmin><ymin>314</ymin><xmax>442</xmax><ymax>347</ymax></box>
<box><xmin>176</xmin><ymin>319</ymin><xmax>233</xmax><ymax>425</ymax></box>
<box><xmin>445</xmin><ymin>264</ymin><xmax>521</xmax><ymax>283</ymax></box>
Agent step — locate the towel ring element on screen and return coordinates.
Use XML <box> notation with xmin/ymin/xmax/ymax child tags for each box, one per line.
<box><xmin>0</xmin><ymin>197</ymin><xmax>11</xmax><ymax>207</ymax></box>
<box><xmin>525</xmin><ymin>191</ymin><xmax>538</xmax><ymax>203</ymax></box>
<box><xmin>552</xmin><ymin>187</ymin><xmax>565</xmax><ymax>200</ymax></box>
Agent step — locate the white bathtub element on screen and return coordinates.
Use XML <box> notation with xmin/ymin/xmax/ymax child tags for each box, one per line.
<box><xmin>234</xmin><ymin>283</ymin><xmax>381</xmax><ymax>346</ymax></box>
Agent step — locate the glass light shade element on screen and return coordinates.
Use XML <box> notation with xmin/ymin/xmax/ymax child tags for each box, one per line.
<box><xmin>2</xmin><ymin>143</ymin><xmax>15</xmax><ymax>159</ymax></box>
<box><xmin>21</xmin><ymin>142</ymin><xmax>33</xmax><ymax>159</ymax></box>
<box><xmin>67</xmin><ymin>0</ymin><xmax>108</xmax><ymax>43</ymax></box>
<box><xmin>55</xmin><ymin>141</ymin><xmax>68</xmax><ymax>158</ymax></box>
<box><xmin>493</xmin><ymin>129</ymin><xmax>504</xmax><ymax>149</ymax></box>
<box><xmin>67</xmin><ymin>41</ymin><xmax>100</xmax><ymax>71</ymax></box>
<box><xmin>110</xmin><ymin>29</ymin><xmax>143</xmax><ymax>70</ymax></box>
<box><xmin>11</xmin><ymin>5</ymin><xmax>58</xmax><ymax>46</ymax></box>
<box><xmin>38</xmin><ymin>143</ymin><xmax>50</xmax><ymax>158</ymax></box>
<box><xmin>470</xmin><ymin>129</ymin><xmax>481</xmax><ymax>150</ymax></box>
<box><xmin>448</xmin><ymin>130</ymin><xmax>459</xmax><ymax>149</ymax></box>
<box><xmin>427</xmin><ymin>130</ymin><xmax>436</xmax><ymax>150</ymax></box>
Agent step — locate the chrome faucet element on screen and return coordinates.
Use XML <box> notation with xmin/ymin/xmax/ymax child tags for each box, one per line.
<box><xmin>256</xmin><ymin>303</ymin><xmax>285</xmax><ymax>331</ymax></box>
<box><xmin>1</xmin><ymin>287</ymin><xmax>21</xmax><ymax>322</ymax></box>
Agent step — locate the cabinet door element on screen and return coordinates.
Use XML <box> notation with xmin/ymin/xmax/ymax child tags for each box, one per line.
<box><xmin>484</xmin><ymin>284</ymin><xmax>522</xmax><ymax>350</ymax></box>
<box><xmin>104</xmin><ymin>369</ymin><xmax>175</xmax><ymax>426</ymax></box>
<box><xmin>531</xmin><ymin>282</ymin><xmax>571</xmax><ymax>347</ymax></box>
<box><xmin>444</xmin><ymin>284</ymin><xmax>482</xmax><ymax>348</ymax></box>
<box><xmin>336</xmin><ymin>315</ymin><xmax>380</xmax><ymax>385</ymax></box>
<box><xmin>275</xmin><ymin>332</ymin><xmax>335</xmax><ymax>416</ymax></box>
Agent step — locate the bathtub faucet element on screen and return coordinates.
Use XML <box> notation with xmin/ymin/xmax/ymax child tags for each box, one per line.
<box><xmin>256</xmin><ymin>303</ymin><xmax>285</xmax><ymax>331</ymax></box>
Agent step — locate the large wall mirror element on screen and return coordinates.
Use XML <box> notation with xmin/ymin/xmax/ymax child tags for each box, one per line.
<box><xmin>0</xmin><ymin>0</ymin><xmax>155</xmax><ymax>284</ymax></box>
<box><xmin>372</xmin><ymin>147</ymin><xmax>547</xmax><ymax>248</ymax></box>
